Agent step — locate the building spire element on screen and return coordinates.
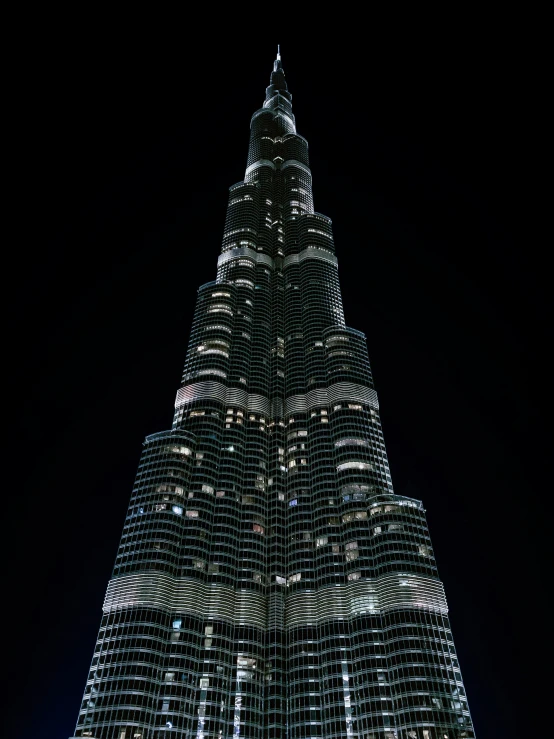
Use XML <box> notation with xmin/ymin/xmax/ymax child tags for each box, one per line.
<box><xmin>273</xmin><ymin>44</ymin><xmax>283</xmax><ymax>73</ymax></box>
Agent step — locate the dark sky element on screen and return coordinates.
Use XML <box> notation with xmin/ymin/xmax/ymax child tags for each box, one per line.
<box><xmin>8</xmin><ymin>28</ymin><xmax>544</xmax><ymax>739</ymax></box>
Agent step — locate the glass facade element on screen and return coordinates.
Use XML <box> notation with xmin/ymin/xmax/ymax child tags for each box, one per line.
<box><xmin>72</xmin><ymin>49</ymin><xmax>475</xmax><ymax>739</ymax></box>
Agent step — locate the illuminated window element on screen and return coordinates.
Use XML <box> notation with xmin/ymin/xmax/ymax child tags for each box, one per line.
<box><xmin>337</xmin><ymin>461</ymin><xmax>373</xmax><ymax>472</ymax></box>
<box><xmin>335</xmin><ymin>438</ymin><xmax>370</xmax><ymax>448</ymax></box>
<box><xmin>342</xmin><ymin>510</ymin><xmax>368</xmax><ymax>522</ymax></box>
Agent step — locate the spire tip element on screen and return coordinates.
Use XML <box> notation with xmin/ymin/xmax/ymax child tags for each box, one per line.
<box><xmin>277</xmin><ymin>44</ymin><xmax>281</xmax><ymax>61</ymax></box>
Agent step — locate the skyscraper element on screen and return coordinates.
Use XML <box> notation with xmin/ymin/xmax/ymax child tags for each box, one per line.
<box><xmin>73</xmin><ymin>48</ymin><xmax>475</xmax><ymax>739</ymax></box>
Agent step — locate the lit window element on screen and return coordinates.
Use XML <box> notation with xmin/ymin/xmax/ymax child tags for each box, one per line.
<box><xmin>342</xmin><ymin>510</ymin><xmax>368</xmax><ymax>522</ymax></box>
<box><xmin>202</xmin><ymin>484</ymin><xmax>214</xmax><ymax>494</ymax></box>
<box><xmin>336</xmin><ymin>461</ymin><xmax>373</xmax><ymax>472</ymax></box>
<box><xmin>335</xmin><ymin>438</ymin><xmax>370</xmax><ymax>448</ymax></box>
<box><xmin>253</xmin><ymin>524</ymin><xmax>265</xmax><ymax>534</ymax></box>
<box><xmin>347</xmin><ymin>572</ymin><xmax>361</xmax><ymax>581</ymax></box>
<box><xmin>316</xmin><ymin>537</ymin><xmax>328</xmax><ymax>547</ymax></box>
<box><xmin>289</xmin><ymin>499</ymin><xmax>298</xmax><ymax>506</ymax></box>
<box><xmin>186</xmin><ymin>510</ymin><xmax>199</xmax><ymax>518</ymax></box>
<box><xmin>172</xmin><ymin>505</ymin><xmax>183</xmax><ymax>515</ymax></box>
<box><xmin>166</xmin><ymin>445</ymin><xmax>191</xmax><ymax>456</ymax></box>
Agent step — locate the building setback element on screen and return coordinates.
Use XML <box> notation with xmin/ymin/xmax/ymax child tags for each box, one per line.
<box><xmin>73</xmin><ymin>48</ymin><xmax>476</xmax><ymax>739</ymax></box>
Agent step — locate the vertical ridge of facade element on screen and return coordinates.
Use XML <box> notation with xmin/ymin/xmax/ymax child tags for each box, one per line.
<box><xmin>73</xmin><ymin>49</ymin><xmax>476</xmax><ymax>739</ymax></box>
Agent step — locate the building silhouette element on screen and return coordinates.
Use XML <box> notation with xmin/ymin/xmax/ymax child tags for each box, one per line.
<box><xmin>73</xmin><ymin>48</ymin><xmax>475</xmax><ymax>739</ymax></box>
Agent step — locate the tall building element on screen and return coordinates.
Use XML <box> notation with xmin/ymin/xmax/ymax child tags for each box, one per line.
<box><xmin>73</xmin><ymin>48</ymin><xmax>475</xmax><ymax>739</ymax></box>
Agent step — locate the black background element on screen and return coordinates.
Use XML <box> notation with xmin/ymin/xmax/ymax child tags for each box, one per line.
<box><xmin>7</xmin><ymin>22</ymin><xmax>545</xmax><ymax>739</ymax></box>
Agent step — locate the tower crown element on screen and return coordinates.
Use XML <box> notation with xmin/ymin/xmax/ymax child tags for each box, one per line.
<box><xmin>267</xmin><ymin>44</ymin><xmax>290</xmax><ymax>100</ymax></box>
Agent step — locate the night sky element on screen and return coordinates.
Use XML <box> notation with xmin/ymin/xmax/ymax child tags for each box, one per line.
<box><xmin>8</xmin><ymin>29</ymin><xmax>543</xmax><ymax>739</ymax></box>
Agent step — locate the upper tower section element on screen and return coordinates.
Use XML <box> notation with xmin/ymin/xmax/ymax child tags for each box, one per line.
<box><xmin>248</xmin><ymin>48</ymin><xmax>297</xmax><ymax>154</ymax></box>
<box><xmin>246</xmin><ymin>48</ymin><xmax>310</xmax><ymax>177</ymax></box>
<box><xmin>263</xmin><ymin>45</ymin><xmax>293</xmax><ymax>116</ymax></box>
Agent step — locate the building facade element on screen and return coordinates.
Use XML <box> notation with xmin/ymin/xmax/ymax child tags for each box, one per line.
<box><xmin>73</xmin><ymin>49</ymin><xmax>475</xmax><ymax>739</ymax></box>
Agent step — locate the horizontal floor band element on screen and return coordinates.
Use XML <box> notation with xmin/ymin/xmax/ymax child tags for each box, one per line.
<box><xmin>103</xmin><ymin>573</ymin><xmax>447</xmax><ymax>626</ymax></box>
<box><xmin>244</xmin><ymin>159</ymin><xmax>276</xmax><ymax>176</ymax></box>
<box><xmin>175</xmin><ymin>381</ymin><xmax>379</xmax><ymax>415</ymax></box>
<box><xmin>216</xmin><ymin>245</ymin><xmax>337</xmax><ymax>272</ymax></box>
<box><xmin>217</xmin><ymin>246</ymin><xmax>274</xmax><ymax>269</ymax></box>
<box><xmin>282</xmin><ymin>248</ymin><xmax>337</xmax><ymax>268</ymax></box>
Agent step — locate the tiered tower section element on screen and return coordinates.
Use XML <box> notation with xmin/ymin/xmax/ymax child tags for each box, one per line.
<box><xmin>74</xmin><ymin>49</ymin><xmax>475</xmax><ymax>739</ymax></box>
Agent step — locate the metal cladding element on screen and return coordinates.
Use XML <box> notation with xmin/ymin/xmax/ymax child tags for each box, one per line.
<box><xmin>74</xmin><ymin>50</ymin><xmax>475</xmax><ymax>739</ymax></box>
